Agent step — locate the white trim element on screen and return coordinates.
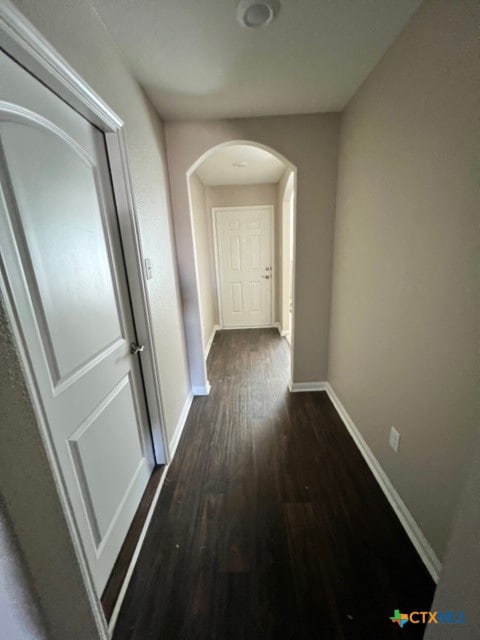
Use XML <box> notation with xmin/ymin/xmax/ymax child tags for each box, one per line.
<box><xmin>211</xmin><ymin>206</ymin><xmax>224</xmax><ymax>327</ymax></box>
<box><xmin>108</xmin><ymin>464</ymin><xmax>168</xmax><ymax>633</ymax></box>
<box><xmin>274</xmin><ymin>321</ymin><xmax>288</xmax><ymax>337</ymax></box>
<box><xmin>204</xmin><ymin>324</ymin><xmax>220</xmax><ymax>359</ymax></box>
<box><xmin>219</xmin><ymin>324</ymin><xmax>274</xmax><ymax>330</ymax></box>
<box><xmin>0</xmin><ymin>1</ymin><xmax>121</xmax><ymax>132</ymax></box>
<box><xmin>192</xmin><ymin>382</ymin><xmax>211</xmax><ymax>396</ymax></box>
<box><xmin>289</xmin><ymin>381</ymin><xmax>327</xmax><ymax>392</ymax></box>
<box><xmin>0</xmin><ymin>2</ymin><xmax>168</xmax><ymax>464</ymax></box>
<box><xmin>105</xmin><ymin>130</ymin><xmax>168</xmax><ymax>465</ymax></box>
<box><xmin>185</xmin><ymin>177</ymin><xmax>210</xmax><ymax>392</ymax></box>
<box><xmin>185</xmin><ymin>141</ymin><xmax>297</xmax><ymax>425</ymax></box>
<box><xmin>108</xmin><ymin>388</ymin><xmax>194</xmax><ymax>633</ymax></box>
<box><xmin>0</xmin><ymin>278</ymin><xmax>110</xmax><ymax>640</ymax></box>
<box><xmin>212</xmin><ymin>205</ymin><xmax>275</xmax><ymax>329</ymax></box>
<box><xmin>0</xmin><ymin>2</ymin><xmax>169</xmax><ymax>636</ymax></box>
<box><xmin>325</xmin><ymin>383</ymin><xmax>442</xmax><ymax>583</ymax></box>
<box><xmin>280</xmin><ymin>171</ymin><xmax>295</xmax><ymax>350</ymax></box>
<box><xmin>0</xmin><ymin>3</ymin><xmax>168</xmax><ymax>460</ymax></box>
<box><xmin>168</xmin><ymin>392</ymin><xmax>194</xmax><ymax>461</ymax></box>
<box><xmin>279</xmin><ymin>170</ymin><xmax>297</xmax><ymax>392</ymax></box>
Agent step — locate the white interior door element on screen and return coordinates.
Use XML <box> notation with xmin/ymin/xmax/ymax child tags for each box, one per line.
<box><xmin>214</xmin><ymin>206</ymin><xmax>273</xmax><ymax>328</ymax></box>
<box><xmin>0</xmin><ymin>51</ymin><xmax>155</xmax><ymax>594</ymax></box>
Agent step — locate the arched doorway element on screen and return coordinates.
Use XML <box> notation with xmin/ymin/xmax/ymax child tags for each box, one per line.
<box><xmin>186</xmin><ymin>140</ymin><xmax>297</xmax><ymax>392</ymax></box>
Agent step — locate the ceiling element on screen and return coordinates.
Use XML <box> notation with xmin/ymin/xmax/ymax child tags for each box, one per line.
<box><xmin>195</xmin><ymin>144</ymin><xmax>286</xmax><ymax>186</ymax></box>
<box><xmin>90</xmin><ymin>0</ymin><xmax>422</xmax><ymax>121</ymax></box>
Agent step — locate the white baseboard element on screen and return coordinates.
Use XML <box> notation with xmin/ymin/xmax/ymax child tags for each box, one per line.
<box><xmin>109</xmin><ymin>388</ymin><xmax>194</xmax><ymax>632</ymax></box>
<box><xmin>108</xmin><ymin>462</ymin><xmax>168</xmax><ymax>632</ymax></box>
<box><xmin>325</xmin><ymin>382</ymin><xmax>441</xmax><ymax>583</ymax></box>
<box><xmin>289</xmin><ymin>381</ymin><xmax>327</xmax><ymax>392</ymax></box>
<box><xmin>168</xmin><ymin>391</ymin><xmax>194</xmax><ymax>460</ymax></box>
<box><xmin>192</xmin><ymin>381</ymin><xmax>211</xmax><ymax>396</ymax></box>
<box><xmin>274</xmin><ymin>322</ymin><xmax>288</xmax><ymax>337</ymax></box>
<box><xmin>221</xmin><ymin>324</ymin><xmax>272</xmax><ymax>330</ymax></box>
<box><xmin>204</xmin><ymin>324</ymin><xmax>220</xmax><ymax>359</ymax></box>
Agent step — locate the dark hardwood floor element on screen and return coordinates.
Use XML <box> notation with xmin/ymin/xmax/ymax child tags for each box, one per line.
<box><xmin>113</xmin><ymin>329</ymin><xmax>434</xmax><ymax>640</ymax></box>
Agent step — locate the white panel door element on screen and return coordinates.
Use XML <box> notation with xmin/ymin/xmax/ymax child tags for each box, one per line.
<box><xmin>0</xmin><ymin>51</ymin><xmax>155</xmax><ymax>594</ymax></box>
<box><xmin>214</xmin><ymin>206</ymin><xmax>273</xmax><ymax>328</ymax></box>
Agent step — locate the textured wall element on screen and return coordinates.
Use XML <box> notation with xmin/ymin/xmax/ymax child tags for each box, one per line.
<box><xmin>165</xmin><ymin>115</ymin><xmax>340</xmax><ymax>385</ymax></box>
<box><xmin>277</xmin><ymin>170</ymin><xmax>295</xmax><ymax>333</ymax></box>
<box><xmin>0</xmin><ymin>298</ymin><xmax>101</xmax><ymax>639</ymax></box>
<box><xmin>424</xmin><ymin>429</ymin><xmax>480</xmax><ymax>639</ymax></box>
<box><xmin>0</xmin><ymin>508</ymin><xmax>48</xmax><ymax>640</ymax></box>
<box><xmin>2</xmin><ymin>0</ymin><xmax>193</xmax><ymax>636</ymax></box>
<box><xmin>328</xmin><ymin>0</ymin><xmax>480</xmax><ymax>558</ymax></box>
<box><xmin>9</xmin><ymin>0</ymin><xmax>191</xmax><ymax>444</ymax></box>
<box><xmin>189</xmin><ymin>173</ymin><xmax>217</xmax><ymax>346</ymax></box>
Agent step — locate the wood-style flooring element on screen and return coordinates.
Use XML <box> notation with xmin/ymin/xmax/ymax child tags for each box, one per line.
<box><xmin>113</xmin><ymin>329</ymin><xmax>434</xmax><ymax>640</ymax></box>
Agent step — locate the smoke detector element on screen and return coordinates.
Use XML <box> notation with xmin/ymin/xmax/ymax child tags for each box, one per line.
<box><xmin>236</xmin><ymin>0</ymin><xmax>281</xmax><ymax>29</ymax></box>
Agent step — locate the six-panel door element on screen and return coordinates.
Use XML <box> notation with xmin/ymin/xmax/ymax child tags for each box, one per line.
<box><xmin>214</xmin><ymin>206</ymin><xmax>273</xmax><ymax>328</ymax></box>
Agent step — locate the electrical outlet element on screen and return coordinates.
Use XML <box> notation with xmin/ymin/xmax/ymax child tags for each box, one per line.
<box><xmin>389</xmin><ymin>426</ymin><xmax>400</xmax><ymax>453</ymax></box>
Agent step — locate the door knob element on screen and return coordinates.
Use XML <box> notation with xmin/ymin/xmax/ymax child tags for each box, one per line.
<box><xmin>261</xmin><ymin>275</ymin><xmax>270</xmax><ymax>279</ymax></box>
<box><xmin>130</xmin><ymin>342</ymin><xmax>145</xmax><ymax>355</ymax></box>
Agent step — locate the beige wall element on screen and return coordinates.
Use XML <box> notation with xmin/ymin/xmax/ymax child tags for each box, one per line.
<box><xmin>0</xmin><ymin>499</ymin><xmax>48</xmax><ymax>640</ymax></box>
<box><xmin>424</xmin><ymin>429</ymin><xmax>480</xmax><ymax>639</ymax></box>
<box><xmin>1</xmin><ymin>299</ymin><xmax>101</xmax><ymax>639</ymax></box>
<box><xmin>189</xmin><ymin>173</ymin><xmax>217</xmax><ymax>347</ymax></box>
<box><xmin>206</xmin><ymin>183</ymin><xmax>278</xmax><ymax>209</ymax></box>
<box><xmin>2</xmin><ymin>1</ymin><xmax>193</xmax><ymax>637</ymax></box>
<box><xmin>165</xmin><ymin>115</ymin><xmax>340</xmax><ymax>384</ymax></box>
<box><xmin>328</xmin><ymin>0</ymin><xmax>480</xmax><ymax>558</ymax></box>
<box><xmin>277</xmin><ymin>170</ymin><xmax>295</xmax><ymax>333</ymax></box>
<box><xmin>4</xmin><ymin>1</ymin><xmax>477</xmax><ymax>636</ymax></box>
<box><xmin>204</xmin><ymin>182</ymin><xmax>280</xmax><ymax>328</ymax></box>
<box><xmin>8</xmin><ymin>0</ymin><xmax>191</xmax><ymax>445</ymax></box>
<box><xmin>188</xmin><ymin>178</ymin><xmax>281</xmax><ymax>351</ymax></box>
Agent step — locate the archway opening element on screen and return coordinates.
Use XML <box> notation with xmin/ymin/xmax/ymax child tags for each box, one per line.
<box><xmin>186</xmin><ymin>140</ymin><xmax>297</xmax><ymax>392</ymax></box>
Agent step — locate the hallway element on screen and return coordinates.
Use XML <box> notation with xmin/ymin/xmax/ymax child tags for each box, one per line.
<box><xmin>113</xmin><ymin>329</ymin><xmax>434</xmax><ymax>639</ymax></box>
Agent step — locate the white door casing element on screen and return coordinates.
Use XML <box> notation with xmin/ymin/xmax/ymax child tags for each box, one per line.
<box><xmin>213</xmin><ymin>205</ymin><xmax>274</xmax><ymax>328</ymax></box>
<box><xmin>282</xmin><ymin>185</ymin><xmax>295</xmax><ymax>344</ymax></box>
<box><xmin>0</xmin><ymin>50</ymin><xmax>155</xmax><ymax>594</ymax></box>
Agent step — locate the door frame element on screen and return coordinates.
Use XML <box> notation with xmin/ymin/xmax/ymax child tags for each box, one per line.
<box><xmin>281</xmin><ymin>172</ymin><xmax>295</xmax><ymax>342</ymax></box>
<box><xmin>212</xmin><ymin>205</ymin><xmax>275</xmax><ymax>329</ymax></box>
<box><xmin>0</xmin><ymin>2</ymin><xmax>168</xmax><ymax>637</ymax></box>
<box><xmin>0</xmin><ymin>4</ymin><xmax>168</xmax><ymax>463</ymax></box>
<box><xmin>186</xmin><ymin>142</ymin><xmax>297</xmax><ymax>396</ymax></box>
